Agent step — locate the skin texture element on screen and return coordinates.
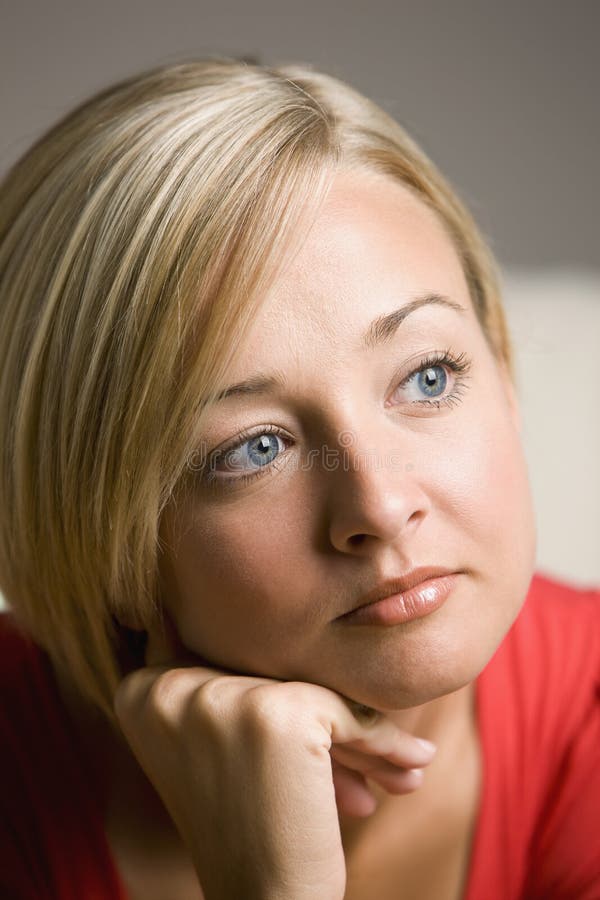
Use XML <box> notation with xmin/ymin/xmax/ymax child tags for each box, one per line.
<box><xmin>73</xmin><ymin>168</ymin><xmax>538</xmax><ymax>899</ymax></box>
<box><xmin>157</xmin><ymin>169</ymin><xmax>537</xmax><ymax>722</ymax></box>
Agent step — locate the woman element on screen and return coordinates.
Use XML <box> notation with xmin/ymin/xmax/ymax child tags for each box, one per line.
<box><xmin>0</xmin><ymin>58</ymin><xmax>597</xmax><ymax>900</ymax></box>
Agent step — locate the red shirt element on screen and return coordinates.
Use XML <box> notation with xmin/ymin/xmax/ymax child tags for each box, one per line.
<box><xmin>465</xmin><ymin>572</ymin><xmax>600</xmax><ymax>900</ymax></box>
<box><xmin>1</xmin><ymin>571</ymin><xmax>598</xmax><ymax>899</ymax></box>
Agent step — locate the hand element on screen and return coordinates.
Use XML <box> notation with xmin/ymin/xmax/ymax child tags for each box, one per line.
<box><xmin>113</xmin><ymin>616</ymin><xmax>437</xmax><ymax>900</ymax></box>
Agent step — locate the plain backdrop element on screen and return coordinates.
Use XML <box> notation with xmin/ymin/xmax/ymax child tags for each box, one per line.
<box><xmin>0</xmin><ymin>1</ymin><xmax>598</xmax><ymax>605</ymax></box>
<box><xmin>2</xmin><ymin>0</ymin><xmax>600</xmax><ymax>267</ymax></box>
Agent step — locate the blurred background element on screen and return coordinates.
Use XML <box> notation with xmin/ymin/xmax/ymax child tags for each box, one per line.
<box><xmin>1</xmin><ymin>0</ymin><xmax>598</xmax><ymax>599</ymax></box>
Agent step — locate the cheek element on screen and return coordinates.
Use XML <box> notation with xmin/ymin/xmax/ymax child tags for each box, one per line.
<box><xmin>161</xmin><ymin>502</ymin><xmax>309</xmax><ymax>668</ymax></box>
<box><xmin>471</xmin><ymin>396</ymin><xmax>537</xmax><ymax>572</ymax></box>
<box><xmin>428</xmin><ymin>382</ymin><xmax>537</xmax><ymax>593</ymax></box>
<box><xmin>482</xmin><ymin>427</ymin><xmax>536</xmax><ymax>564</ymax></box>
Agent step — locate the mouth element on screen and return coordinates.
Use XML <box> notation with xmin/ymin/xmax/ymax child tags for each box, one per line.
<box><xmin>337</xmin><ymin>569</ymin><xmax>461</xmax><ymax>627</ymax></box>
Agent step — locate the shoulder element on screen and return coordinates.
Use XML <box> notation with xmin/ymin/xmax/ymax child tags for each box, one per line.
<box><xmin>0</xmin><ymin>612</ymin><xmax>69</xmax><ymax>794</ymax></box>
<box><xmin>0</xmin><ymin>612</ymin><xmax>52</xmax><ymax>739</ymax></box>
<box><xmin>511</xmin><ymin>569</ymin><xmax>599</xmax><ymax>646</ymax></box>
<box><xmin>0</xmin><ymin>610</ymin><xmax>41</xmax><ymax>663</ymax></box>
<box><xmin>524</xmin><ymin>569</ymin><xmax>600</xmax><ymax>626</ymax></box>
<box><xmin>521</xmin><ymin>571</ymin><xmax>598</xmax><ymax>720</ymax></box>
<box><xmin>480</xmin><ymin>571</ymin><xmax>599</xmax><ymax>734</ymax></box>
<box><xmin>523</xmin><ymin>574</ymin><xmax>600</xmax><ymax>897</ymax></box>
<box><xmin>0</xmin><ymin>614</ymin><xmax>61</xmax><ymax>893</ymax></box>
<box><xmin>479</xmin><ymin>570</ymin><xmax>599</xmax><ymax>763</ymax></box>
<box><xmin>0</xmin><ymin>613</ymin><xmax>127</xmax><ymax>898</ymax></box>
<box><xmin>475</xmin><ymin>572</ymin><xmax>600</xmax><ymax>898</ymax></box>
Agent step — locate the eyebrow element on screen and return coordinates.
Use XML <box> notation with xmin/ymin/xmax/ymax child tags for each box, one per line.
<box><xmin>211</xmin><ymin>292</ymin><xmax>466</xmax><ymax>403</ymax></box>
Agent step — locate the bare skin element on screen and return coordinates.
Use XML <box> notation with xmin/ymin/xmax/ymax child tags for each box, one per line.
<box><xmin>56</xmin><ymin>168</ymin><xmax>535</xmax><ymax>898</ymax></box>
<box><xmin>340</xmin><ymin>680</ymin><xmax>481</xmax><ymax>900</ymax></box>
<box><xmin>56</xmin><ymin>658</ymin><xmax>479</xmax><ymax>900</ymax></box>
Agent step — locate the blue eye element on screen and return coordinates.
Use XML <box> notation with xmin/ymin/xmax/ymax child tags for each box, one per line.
<box><xmin>221</xmin><ymin>432</ymin><xmax>281</xmax><ymax>473</ymax></box>
<box><xmin>205</xmin><ymin>426</ymin><xmax>287</xmax><ymax>485</ymax></box>
<box><xmin>202</xmin><ymin>349</ymin><xmax>472</xmax><ymax>489</ymax></box>
<box><xmin>394</xmin><ymin>350</ymin><xmax>471</xmax><ymax>409</ymax></box>
<box><xmin>414</xmin><ymin>365</ymin><xmax>447</xmax><ymax>398</ymax></box>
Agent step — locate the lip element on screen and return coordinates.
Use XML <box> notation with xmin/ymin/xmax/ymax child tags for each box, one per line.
<box><xmin>338</xmin><ymin>569</ymin><xmax>461</xmax><ymax>627</ymax></box>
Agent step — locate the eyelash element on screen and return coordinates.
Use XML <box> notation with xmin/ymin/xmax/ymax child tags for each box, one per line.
<box><xmin>393</xmin><ymin>348</ymin><xmax>472</xmax><ymax>409</ymax></box>
<box><xmin>202</xmin><ymin>348</ymin><xmax>472</xmax><ymax>489</ymax></box>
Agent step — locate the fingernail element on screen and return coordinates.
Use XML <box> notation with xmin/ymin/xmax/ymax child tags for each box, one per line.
<box><xmin>414</xmin><ymin>738</ymin><xmax>437</xmax><ymax>756</ymax></box>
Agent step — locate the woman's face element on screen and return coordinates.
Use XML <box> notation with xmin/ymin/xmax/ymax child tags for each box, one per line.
<box><xmin>157</xmin><ymin>170</ymin><xmax>537</xmax><ymax>710</ymax></box>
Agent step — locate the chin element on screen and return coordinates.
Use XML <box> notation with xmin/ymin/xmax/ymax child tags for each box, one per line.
<box><xmin>336</xmin><ymin>670</ymin><xmax>475</xmax><ymax>713</ymax></box>
<box><xmin>314</xmin><ymin>616</ymin><xmax>509</xmax><ymax>712</ymax></box>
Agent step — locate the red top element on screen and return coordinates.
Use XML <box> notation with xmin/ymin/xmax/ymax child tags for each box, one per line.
<box><xmin>1</xmin><ymin>571</ymin><xmax>598</xmax><ymax>899</ymax></box>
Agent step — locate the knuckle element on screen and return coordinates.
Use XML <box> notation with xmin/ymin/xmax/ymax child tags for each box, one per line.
<box><xmin>240</xmin><ymin>682</ymin><xmax>308</xmax><ymax>737</ymax></box>
<box><xmin>194</xmin><ymin>676</ymin><xmax>233</xmax><ymax>716</ymax></box>
<box><xmin>113</xmin><ymin>668</ymin><xmax>151</xmax><ymax>722</ymax></box>
<box><xmin>143</xmin><ymin>669</ymin><xmax>185</xmax><ymax>724</ymax></box>
<box><xmin>192</xmin><ymin>675</ymin><xmax>240</xmax><ymax>726</ymax></box>
<box><xmin>240</xmin><ymin>684</ymin><xmax>280</xmax><ymax>721</ymax></box>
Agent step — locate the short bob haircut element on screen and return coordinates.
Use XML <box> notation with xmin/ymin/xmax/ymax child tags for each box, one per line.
<box><xmin>0</xmin><ymin>58</ymin><xmax>513</xmax><ymax>726</ymax></box>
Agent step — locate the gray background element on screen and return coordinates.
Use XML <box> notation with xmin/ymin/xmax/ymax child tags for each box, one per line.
<box><xmin>1</xmin><ymin>0</ymin><xmax>599</xmax><ymax>268</ymax></box>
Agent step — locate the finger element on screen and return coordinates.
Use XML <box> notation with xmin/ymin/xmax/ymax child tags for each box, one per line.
<box><xmin>331</xmin><ymin>744</ymin><xmax>428</xmax><ymax>795</ymax></box>
<box><xmin>330</xmin><ymin>740</ymin><xmax>435</xmax><ymax>774</ymax></box>
<box><xmin>322</xmin><ymin>695</ymin><xmax>437</xmax><ymax>769</ymax></box>
<box><xmin>346</xmin><ymin>730</ymin><xmax>436</xmax><ymax>769</ymax></box>
<box><xmin>366</xmin><ymin>764</ymin><xmax>424</xmax><ymax>794</ymax></box>
<box><xmin>331</xmin><ymin>759</ymin><xmax>377</xmax><ymax>818</ymax></box>
<box><xmin>113</xmin><ymin>662</ymin><xmax>219</xmax><ymax>734</ymax></box>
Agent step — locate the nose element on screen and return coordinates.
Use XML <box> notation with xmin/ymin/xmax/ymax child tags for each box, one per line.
<box><xmin>323</xmin><ymin>427</ymin><xmax>431</xmax><ymax>554</ymax></box>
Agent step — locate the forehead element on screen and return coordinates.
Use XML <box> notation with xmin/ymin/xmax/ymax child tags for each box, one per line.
<box><xmin>234</xmin><ymin>171</ymin><xmax>473</xmax><ymax>362</ymax></box>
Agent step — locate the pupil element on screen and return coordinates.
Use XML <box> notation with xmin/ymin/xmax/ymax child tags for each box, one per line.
<box><xmin>249</xmin><ymin>433</ymin><xmax>278</xmax><ymax>467</ymax></box>
<box><xmin>418</xmin><ymin>365</ymin><xmax>446</xmax><ymax>397</ymax></box>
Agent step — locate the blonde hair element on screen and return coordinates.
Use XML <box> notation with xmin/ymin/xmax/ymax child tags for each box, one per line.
<box><xmin>0</xmin><ymin>58</ymin><xmax>513</xmax><ymax>724</ymax></box>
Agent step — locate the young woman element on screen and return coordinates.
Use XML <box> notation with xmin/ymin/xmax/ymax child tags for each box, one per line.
<box><xmin>0</xmin><ymin>59</ymin><xmax>597</xmax><ymax>900</ymax></box>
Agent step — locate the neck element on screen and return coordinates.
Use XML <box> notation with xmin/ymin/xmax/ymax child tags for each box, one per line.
<box><xmin>338</xmin><ymin>681</ymin><xmax>475</xmax><ymax>848</ymax></box>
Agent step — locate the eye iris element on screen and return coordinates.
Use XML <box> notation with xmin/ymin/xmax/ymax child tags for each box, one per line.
<box><xmin>417</xmin><ymin>365</ymin><xmax>447</xmax><ymax>397</ymax></box>
<box><xmin>223</xmin><ymin>433</ymin><xmax>278</xmax><ymax>471</ymax></box>
<box><xmin>214</xmin><ymin>433</ymin><xmax>281</xmax><ymax>476</ymax></box>
<box><xmin>249</xmin><ymin>434</ymin><xmax>278</xmax><ymax>466</ymax></box>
